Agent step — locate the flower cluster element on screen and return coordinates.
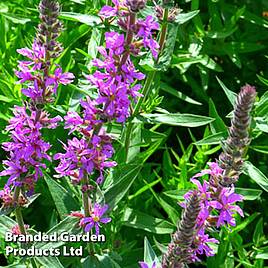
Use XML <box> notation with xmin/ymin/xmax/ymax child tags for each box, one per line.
<box><xmin>161</xmin><ymin>163</ymin><xmax>243</xmax><ymax>267</ymax></box>
<box><xmin>16</xmin><ymin>42</ymin><xmax>73</xmax><ymax>104</ymax></box>
<box><xmin>54</xmin><ymin>133</ymin><xmax>116</xmax><ymax>185</ymax></box>
<box><xmin>15</xmin><ymin>0</ymin><xmax>74</xmax><ymax>104</ymax></box>
<box><xmin>0</xmin><ymin>0</ymin><xmax>73</xmax><ymax>209</ymax></box>
<box><xmin>55</xmin><ymin>0</ymin><xmax>159</xmax><ymax>234</ymax></box>
<box><xmin>87</xmin><ymin>0</ymin><xmax>160</xmax><ymax>122</ymax></box>
<box><xmin>0</xmin><ymin>108</ymin><xmax>61</xmax><ymax>189</ymax></box>
<box><xmin>161</xmin><ymin>85</ymin><xmax>256</xmax><ymax>267</ymax></box>
<box><xmin>182</xmin><ymin>162</ymin><xmax>243</xmax><ymax>261</ymax></box>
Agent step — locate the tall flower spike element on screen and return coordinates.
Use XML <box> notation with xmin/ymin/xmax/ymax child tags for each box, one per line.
<box><xmin>219</xmin><ymin>85</ymin><xmax>256</xmax><ymax>186</ymax></box>
<box><xmin>36</xmin><ymin>0</ymin><xmax>63</xmax><ymax>58</ymax></box>
<box><xmin>162</xmin><ymin>192</ymin><xmax>201</xmax><ymax>268</ymax></box>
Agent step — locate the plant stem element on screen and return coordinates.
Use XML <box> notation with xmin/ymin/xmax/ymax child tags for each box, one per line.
<box><xmin>13</xmin><ymin>187</ymin><xmax>26</xmax><ymax>235</ymax></box>
<box><xmin>158</xmin><ymin>8</ymin><xmax>169</xmax><ymax>54</ymax></box>
<box><xmin>81</xmin><ymin>176</ymin><xmax>92</xmax><ymax>254</ymax></box>
<box><xmin>82</xmin><ymin>181</ymin><xmax>90</xmax><ymax>218</ymax></box>
<box><xmin>124</xmin><ymin>8</ymin><xmax>169</xmax><ymax>160</ymax></box>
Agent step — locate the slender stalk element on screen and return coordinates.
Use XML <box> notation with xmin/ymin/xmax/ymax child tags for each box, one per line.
<box><xmin>124</xmin><ymin>8</ymin><xmax>169</xmax><ymax>160</ymax></box>
<box><xmin>13</xmin><ymin>187</ymin><xmax>26</xmax><ymax>235</ymax></box>
<box><xmin>158</xmin><ymin>8</ymin><xmax>169</xmax><ymax>54</ymax></box>
<box><xmin>82</xmin><ymin>189</ymin><xmax>90</xmax><ymax>217</ymax></box>
<box><xmin>81</xmin><ymin>176</ymin><xmax>92</xmax><ymax>254</ymax></box>
<box><xmin>119</xmin><ymin>13</ymin><xmax>136</xmax><ymax>71</ymax></box>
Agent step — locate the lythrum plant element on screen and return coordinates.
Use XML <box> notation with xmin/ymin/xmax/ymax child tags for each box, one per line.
<box><xmin>0</xmin><ymin>0</ymin><xmax>267</xmax><ymax>268</ymax></box>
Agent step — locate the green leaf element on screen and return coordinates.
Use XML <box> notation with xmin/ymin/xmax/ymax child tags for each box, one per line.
<box><xmin>144</xmin><ymin>237</ymin><xmax>159</xmax><ymax>266</ymax></box>
<box><xmin>2</xmin><ymin>13</ymin><xmax>30</xmax><ymax>24</ymax></box>
<box><xmin>255</xmin><ymin>247</ymin><xmax>268</xmax><ymax>259</ymax></box>
<box><xmin>216</xmin><ymin>77</ymin><xmax>237</xmax><ymax>106</ymax></box>
<box><xmin>250</xmin><ymin>145</ymin><xmax>268</xmax><ymax>155</ymax></box>
<box><xmin>243</xmin><ymin>161</ymin><xmax>268</xmax><ymax>192</ymax></box>
<box><xmin>160</xmin><ymin>82</ymin><xmax>202</xmax><ymax>105</ymax></box>
<box><xmin>236</xmin><ymin>188</ymin><xmax>262</xmax><ymax>201</ymax></box>
<box><xmin>88</xmin><ymin>28</ymin><xmax>102</xmax><ymax>60</ymax></box>
<box><xmin>104</xmin><ymin>164</ymin><xmax>142</xmax><ymax>210</ymax></box>
<box><xmin>23</xmin><ymin>193</ymin><xmax>41</xmax><ymax>208</ymax></box>
<box><xmin>0</xmin><ymin>215</ymin><xmax>16</xmax><ymax>237</ymax></box>
<box><xmin>44</xmin><ymin>174</ymin><xmax>80</xmax><ymax>220</ymax></box>
<box><xmin>149</xmin><ymin>188</ymin><xmax>180</xmax><ymax>225</ymax></box>
<box><xmin>156</xmin><ymin>23</ymin><xmax>178</xmax><ymax>71</ymax></box>
<box><xmin>255</xmin><ymin>116</ymin><xmax>268</xmax><ymax>133</ymax></box>
<box><xmin>253</xmin><ymin>218</ymin><xmax>264</xmax><ymax>246</ymax></box>
<box><xmin>122</xmin><ymin>208</ymin><xmax>174</xmax><ymax>234</ymax></box>
<box><xmin>172</xmin><ymin>54</ymin><xmax>223</xmax><ymax>72</ymax></box>
<box><xmin>163</xmin><ymin>189</ymin><xmax>189</xmax><ymax>201</ymax></box>
<box><xmin>255</xmin><ymin>90</ymin><xmax>268</xmax><ymax>117</ymax></box>
<box><xmin>175</xmin><ymin>10</ymin><xmax>200</xmax><ymax>24</ymax></box>
<box><xmin>137</xmin><ymin>113</ymin><xmax>214</xmax><ymax>127</ymax></box>
<box><xmin>230</xmin><ymin>213</ymin><xmax>259</xmax><ymax>235</ymax></box>
<box><xmin>35</xmin><ymin>217</ymin><xmax>80</xmax><ymax>250</ymax></box>
<box><xmin>224</xmin><ymin>4</ymin><xmax>268</xmax><ymax>29</ymax></box>
<box><xmin>128</xmin><ymin>177</ymin><xmax>161</xmax><ymax>200</ymax></box>
<box><xmin>209</xmin><ymin>98</ymin><xmax>227</xmax><ymax>133</ymax></box>
<box><xmin>194</xmin><ymin>131</ymin><xmax>227</xmax><ymax>145</ymax></box>
<box><xmin>60</xmin><ymin>12</ymin><xmax>101</xmax><ymax>26</ymax></box>
<box><xmin>35</xmin><ymin>256</ymin><xmax>64</xmax><ymax>268</ymax></box>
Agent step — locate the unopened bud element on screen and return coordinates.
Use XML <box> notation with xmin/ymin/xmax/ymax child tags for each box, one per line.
<box><xmin>126</xmin><ymin>0</ymin><xmax>146</xmax><ymax>13</ymax></box>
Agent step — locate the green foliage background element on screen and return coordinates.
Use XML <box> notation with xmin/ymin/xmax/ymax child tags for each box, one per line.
<box><xmin>0</xmin><ymin>0</ymin><xmax>268</xmax><ymax>267</ymax></box>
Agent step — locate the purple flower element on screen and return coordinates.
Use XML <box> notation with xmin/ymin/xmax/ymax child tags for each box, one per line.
<box><xmin>21</xmin><ymin>79</ymin><xmax>43</xmax><ymax>101</ymax></box>
<box><xmin>96</xmin><ymin>82</ymin><xmax>130</xmax><ymax>122</ymax></box>
<box><xmin>99</xmin><ymin>0</ymin><xmax>128</xmax><ymax>18</ymax></box>
<box><xmin>193</xmin><ymin>162</ymin><xmax>223</xmax><ymax>179</ymax></box>
<box><xmin>0</xmin><ymin>107</ymin><xmax>57</xmax><ymax>188</ymax></box>
<box><xmin>15</xmin><ymin>67</ymin><xmax>34</xmax><ymax>84</ymax></box>
<box><xmin>193</xmin><ymin>228</ymin><xmax>219</xmax><ymax>257</ymax></box>
<box><xmin>136</xmin><ymin>16</ymin><xmax>160</xmax><ymax>59</ymax></box>
<box><xmin>17</xmin><ymin>42</ymin><xmax>45</xmax><ymax>70</ymax></box>
<box><xmin>0</xmin><ymin>160</ymin><xmax>28</xmax><ymax>186</ymax></box>
<box><xmin>80</xmin><ymin>203</ymin><xmax>111</xmax><ymax>235</ymax></box>
<box><xmin>139</xmin><ymin>261</ymin><xmax>157</xmax><ymax>268</ymax></box>
<box><xmin>46</xmin><ymin>67</ymin><xmax>74</xmax><ymax>94</ymax></box>
<box><xmin>210</xmin><ymin>187</ymin><xmax>244</xmax><ymax>227</ymax></box>
<box><xmin>54</xmin><ymin>135</ymin><xmax>116</xmax><ymax>183</ymax></box>
<box><xmin>105</xmin><ymin>32</ymin><xmax>125</xmax><ymax>55</ymax></box>
<box><xmin>64</xmin><ymin>111</ymin><xmax>83</xmax><ymax>134</ymax></box>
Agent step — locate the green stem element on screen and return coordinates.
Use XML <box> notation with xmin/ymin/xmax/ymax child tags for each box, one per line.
<box><xmin>133</xmin><ymin>71</ymin><xmax>157</xmax><ymax>115</ymax></box>
<box><xmin>82</xmin><ymin>182</ymin><xmax>90</xmax><ymax>218</ymax></box>
<box><xmin>158</xmin><ymin>8</ymin><xmax>169</xmax><ymax>55</ymax></box>
<box><xmin>30</xmin><ymin>258</ymin><xmax>38</xmax><ymax>268</ymax></box>
<box><xmin>123</xmin><ymin>8</ymin><xmax>169</xmax><ymax>160</ymax></box>
<box><xmin>81</xmin><ymin>176</ymin><xmax>92</xmax><ymax>254</ymax></box>
<box><xmin>13</xmin><ymin>187</ymin><xmax>26</xmax><ymax>235</ymax></box>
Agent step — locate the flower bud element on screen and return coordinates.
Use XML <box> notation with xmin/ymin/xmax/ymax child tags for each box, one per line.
<box><xmin>219</xmin><ymin>84</ymin><xmax>256</xmax><ymax>186</ymax></box>
<box><xmin>126</xmin><ymin>0</ymin><xmax>146</xmax><ymax>13</ymax></box>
